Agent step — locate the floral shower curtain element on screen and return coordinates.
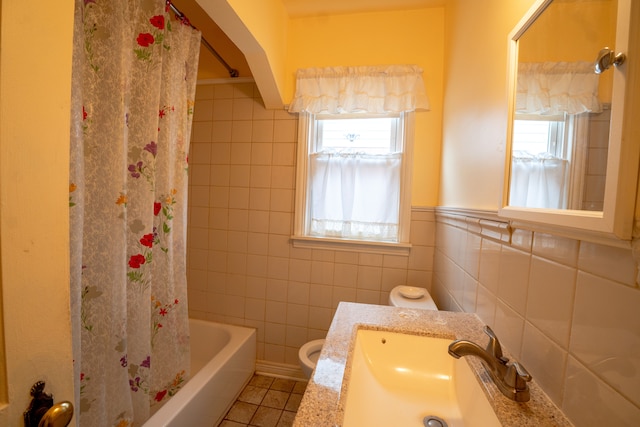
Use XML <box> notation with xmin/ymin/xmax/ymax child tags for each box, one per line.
<box><xmin>69</xmin><ymin>0</ymin><xmax>200</xmax><ymax>425</ymax></box>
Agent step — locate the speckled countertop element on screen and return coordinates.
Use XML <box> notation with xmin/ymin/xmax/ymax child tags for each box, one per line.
<box><xmin>293</xmin><ymin>302</ymin><xmax>572</xmax><ymax>427</ymax></box>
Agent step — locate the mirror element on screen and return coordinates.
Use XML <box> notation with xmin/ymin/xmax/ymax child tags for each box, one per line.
<box><xmin>500</xmin><ymin>0</ymin><xmax>636</xmax><ymax>239</ymax></box>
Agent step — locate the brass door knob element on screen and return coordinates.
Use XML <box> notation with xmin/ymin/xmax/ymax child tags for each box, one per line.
<box><xmin>38</xmin><ymin>401</ymin><xmax>74</xmax><ymax>427</ymax></box>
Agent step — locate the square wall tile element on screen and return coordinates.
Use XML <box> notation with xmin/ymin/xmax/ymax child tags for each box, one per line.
<box><xmin>563</xmin><ymin>357</ymin><xmax>640</xmax><ymax>426</ymax></box>
<box><xmin>287</xmin><ymin>281</ymin><xmax>309</xmax><ymax>305</ymax></box>
<box><xmin>252</xmin><ymin>121</ymin><xmax>274</xmax><ymax>143</ymax></box>
<box><xmin>231</xmin><ymin>119</ymin><xmax>253</xmax><ymax>144</ymax></box>
<box><xmin>190</xmin><ymin>143</ymin><xmax>211</xmax><ymax>165</ymax></box>
<box><xmin>273</xmin><ymin>119</ymin><xmax>297</xmax><ymax>143</ymax></box>
<box><xmin>578</xmin><ymin>241</ymin><xmax>636</xmax><ymax>287</ymax></box>
<box><xmin>309</xmin><ymin>284</ymin><xmax>333</xmax><ymax>308</ymax></box>
<box><xmin>493</xmin><ymin>301</ymin><xmax>524</xmax><ymax>359</ymax></box>
<box><xmin>193</xmin><ymin>99</ymin><xmax>213</xmax><ymax>122</ymax></box>
<box><xmin>308</xmin><ymin>306</ymin><xmax>332</xmax><ymax>330</ymax></box>
<box><xmin>252</xmin><ymin>101</ymin><xmax>275</xmax><ymax>121</ymax></box>
<box><xmin>251</xmin><ymin>142</ymin><xmax>273</xmax><ymax>165</ymax></box>
<box><xmin>232</xmin><ymin>98</ymin><xmax>254</xmax><ymax>121</ymax></box>
<box><xmin>526</xmin><ymin>256</ymin><xmax>576</xmax><ymax>349</ymax></box>
<box><xmin>271</xmin><ymin>165</ymin><xmax>295</xmax><ymax>189</ymax></box>
<box><xmin>478</xmin><ymin>238</ymin><xmax>501</xmax><ymax>294</ymax></box>
<box><xmin>212</xmin><ymin>98</ymin><xmax>233</xmax><ymax>121</ymax></box>
<box><xmin>211</xmin><ymin>141</ymin><xmax>231</xmax><ymax>164</ymax></box>
<box><xmin>356</xmin><ymin>266</ymin><xmax>382</xmax><ymax>290</ymax></box>
<box><xmin>521</xmin><ymin>322</ymin><xmax>567</xmax><ymax>406</ymax></box>
<box><xmin>191</xmin><ymin>121</ymin><xmax>213</xmax><ymax>143</ymax></box>
<box><xmin>381</xmin><ymin>267</ymin><xmax>408</xmax><ymax>292</ymax></box>
<box><xmin>475</xmin><ymin>283</ymin><xmax>497</xmax><ymax>327</ymax></box>
<box><xmin>463</xmin><ymin>232</ymin><xmax>481</xmax><ymax>279</ymax></box>
<box><xmin>230</xmin><ymin>142</ymin><xmax>251</xmax><ymax>165</ymax></box>
<box><xmin>195</xmin><ymin>84</ymin><xmax>214</xmax><ymax>100</ymax></box>
<box><xmin>410</xmin><ymin>219</ymin><xmax>434</xmax><ymax>247</ymax></box>
<box><xmin>570</xmin><ymin>272</ymin><xmax>640</xmax><ymax>407</ymax></box>
<box><xmin>497</xmin><ymin>245</ymin><xmax>530</xmax><ymax>316</ymax></box>
<box><xmin>461</xmin><ymin>273</ymin><xmax>477</xmax><ymax>313</ymax></box>
<box><xmin>289</xmin><ymin>259</ymin><xmax>311</xmax><ymax>283</ymax></box>
<box><xmin>532</xmin><ymin>232</ymin><xmax>578</xmax><ymax>267</ymax></box>
<box><xmin>285</xmin><ymin>324</ymin><xmax>308</xmax><ymax>346</ymax></box>
<box><xmin>333</xmin><ymin>263</ymin><xmax>358</xmax><ymax>288</ymax></box>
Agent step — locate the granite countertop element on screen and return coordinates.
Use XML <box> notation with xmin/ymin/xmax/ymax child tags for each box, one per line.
<box><xmin>293</xmin><ymin>302</ymin><xmax>572</xmax><ymax>427</ymax></box>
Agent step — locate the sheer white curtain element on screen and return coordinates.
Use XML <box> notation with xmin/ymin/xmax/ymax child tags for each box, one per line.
<box><xmin>509</xmin><ymin>152</ymin><xmax>568</xmax><ymax>209</ymax></box>
<box><xmin>309</xmin><ymin>152</ymin><xmax>401</xmax><ymax>241</ymax></box>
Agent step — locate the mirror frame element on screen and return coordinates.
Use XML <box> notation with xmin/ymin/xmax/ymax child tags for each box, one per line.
<box><xmin>499</xmin><ymin>0</ymin><xmax>638</xmax><ymax>242</ymax></box>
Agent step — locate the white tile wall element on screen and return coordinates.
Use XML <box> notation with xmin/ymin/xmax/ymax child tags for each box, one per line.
<box><xmin>432</xmin><ymin>211</ymin><xmax>640</xmax><ymax>425</ymax></box>
<box><xmin>187</xmin><ymin>82</ymin><xmax>435</xmax><ymax>366</ymax></box>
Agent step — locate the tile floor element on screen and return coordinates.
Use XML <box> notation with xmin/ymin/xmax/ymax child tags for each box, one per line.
<box><xmin>219</xmin><ymin>374</ymin><xmax>308</xmax><ymax>427</ymax></box>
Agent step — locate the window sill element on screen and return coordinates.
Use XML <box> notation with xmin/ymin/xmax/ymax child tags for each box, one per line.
<box><xmin>290</xmin><ymin>235</ymin><xmax>412</xmax><ymax>256</ymax></box>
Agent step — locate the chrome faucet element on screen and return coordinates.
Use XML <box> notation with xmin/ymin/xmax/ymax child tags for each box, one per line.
<box><xmin>448</xmin><ymin>325</ymin><xmax>532</xmax><ymax>402</ymax></box>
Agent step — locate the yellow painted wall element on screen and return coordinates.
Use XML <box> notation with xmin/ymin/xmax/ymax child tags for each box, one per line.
<box><xmin>0</xmin><ymin>0</ymin><xmax>75</xmax><ymax>424</ymax></box>
<box><xmin>286</xmin><ymin>8</ymin><xmax>445</xmax><ymax>206</ymax></box>
<box><xmin>440</xmin><ymin>0</ymin><xmax>537</xmax><ymax>209</ymax></box>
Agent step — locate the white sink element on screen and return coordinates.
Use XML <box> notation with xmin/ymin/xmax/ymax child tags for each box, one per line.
<box><xmin>341</xmin><ymin>329</ymin><xmax>501</xmax><ymax>427</ymax></box>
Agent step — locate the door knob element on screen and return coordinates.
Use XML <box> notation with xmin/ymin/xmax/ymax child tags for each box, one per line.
<box><xmin>23</xmin><ymin>381</ymin><xmax>74</xmax><ymax>427</ymax></box>
<box><xmin>38</xmin><ymin>401</ymin><xmax>74</xmax><ymax>427</ymax></box>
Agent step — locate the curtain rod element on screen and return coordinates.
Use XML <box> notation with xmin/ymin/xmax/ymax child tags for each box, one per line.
<box><xmin>168</xmin><ymin>1</ymin><xmax>239</xmax><ymax>78</ymax></box>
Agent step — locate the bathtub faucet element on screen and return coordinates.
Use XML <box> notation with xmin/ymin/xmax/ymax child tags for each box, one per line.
<box><xmin>448</xmin><ymin>325</ymin><xmax>532</xmax><ymax>402</ymax></box>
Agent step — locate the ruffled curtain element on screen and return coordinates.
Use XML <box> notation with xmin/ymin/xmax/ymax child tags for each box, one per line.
<box><xmin>69</xmin><ymin>0</ymin><xmax>200</xmax><ymax>425</ymax></box>
<box><xmin>516</xmin><ymin>61</ymin><xmax>601</xmax><ymax>115</ymax></box>
<box><xmin>288</xmin><ymin>65</ymin><xmax>430</xmax><ymax>114</ymax></box>
<box><xmin>309</xmin><ymin>152</ymin><xmax>401</xmax><ymax>241</ymax></box>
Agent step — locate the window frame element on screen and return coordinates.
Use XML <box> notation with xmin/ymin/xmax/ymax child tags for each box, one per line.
<box><xmin>291</xmin><ymin>111</ymin><xmax>415</xmax><ymax>255</ymax></box>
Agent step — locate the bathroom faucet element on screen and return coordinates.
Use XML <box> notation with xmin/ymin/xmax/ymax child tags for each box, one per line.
<box><xmin>448</xmin><ymin>325</ymin><xmax>532</xmax><ymax>402</ymax></box>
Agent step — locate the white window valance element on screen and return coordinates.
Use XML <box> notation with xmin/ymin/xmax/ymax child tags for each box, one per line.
<box><xmin>288</xmin><ymin>65</ymin><xmax>430</xmax><ymax>114</ymax></box>
<box><xmin>516</xmin><ymin>61</ymin><xmax>601</xmax><ymax>115</ymax></box>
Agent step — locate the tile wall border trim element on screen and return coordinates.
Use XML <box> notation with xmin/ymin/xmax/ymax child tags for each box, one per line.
<box><xmin>436</xmin><ymin>206</ymin><xmax>635</xmax><ymax>250</ymax></box>
<box><xmin>435</xmin><ymin>207</ymin><xmax>511</xmax><ymax>244</ymax></box>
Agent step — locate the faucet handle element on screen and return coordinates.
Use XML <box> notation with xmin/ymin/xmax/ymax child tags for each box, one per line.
<box><xmin>506</xmin><ymin>361</ymin><xmax>532</xmax><ymax>390</ymax></box>
<box><xmin>483</xmin><ymin>326</ymin><xmax>508</xmax><ymax>363</ymax></box>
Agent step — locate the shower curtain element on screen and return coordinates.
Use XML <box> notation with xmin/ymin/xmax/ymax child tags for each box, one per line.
<box><xmin>69</xmin><ymin>0</ymin><xmax>200</xmax><ymax>425</ymax></box>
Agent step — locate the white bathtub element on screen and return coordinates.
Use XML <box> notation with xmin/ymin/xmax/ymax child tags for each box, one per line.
<box><xmin>143</xmin><ymin>319</ymin><xmax>256</xmax><ymax>427</ymax></box>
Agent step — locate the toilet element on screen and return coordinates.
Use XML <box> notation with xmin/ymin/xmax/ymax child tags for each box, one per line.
<box><xmin>298</xmin><ymin>339</ymin><xmax>325</xmax><ymax>378</ymax></box>
<box><xmin>298</xmin><ymin>285</ymin><xmax>438</xmax><ymax>378</ymax></box>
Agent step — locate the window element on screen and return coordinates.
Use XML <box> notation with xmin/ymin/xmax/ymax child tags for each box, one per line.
<box><xmin>293</xmin><ymin>112</ymin><xmax>414</xmax><ymax>254</ymax></box>
<box><xmin>512</xmin><ymin>116</ymin><xmax>566</xmax><ymax>158</ymax></box>
<box><xmin>510</xmin><ymin>113</ymin><xmax>589</xmax><ymax>209</ymax></box>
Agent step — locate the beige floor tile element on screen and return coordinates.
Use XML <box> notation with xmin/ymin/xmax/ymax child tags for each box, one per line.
<box><xmin>292</xmin><ymin>381</ymin><xmax>307</xmax><ymax>394</ymax></box>
<box><xmin>238</xmin><ymin>385</ymin><xmax>268</xmax><ymax>405</ymax></box>
<box><xmin>276</xmin><ymin>410</ymin><xmax>296</xmax><ymax>427</ymax></box>
<box><xmin>261</xmin><ymin>389</ymin><xmax>289</xmax><ymax>409</ymax></box>
<box><xmin>226</xmin><ymin>401</ymin><xmax>258</xmax><ymax>424</ymax></box>
<box><xmin>250</xmin><ymin>406</ymin><xmax>282</xmax><ymax>427</ymax></box>
<box><xmin>284</xmin><ymin>393</ymin><xmax>303</xmax><ymax>412</ymax></box>
<box><xmin>249</xmin><ymin>374</ymin><xmax>275</xmax><ymax>388</ymax></box>
<box><xmin>271</xmin><ymin>378</ymin><xmax>295</xmax><ymax>392</ymax></box>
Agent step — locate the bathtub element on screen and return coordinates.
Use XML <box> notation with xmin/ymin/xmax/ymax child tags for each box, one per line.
<box><xmin>143</xmin><ymin>319</ymin><xmax>256</xmax><ymax>427</ymax></box>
